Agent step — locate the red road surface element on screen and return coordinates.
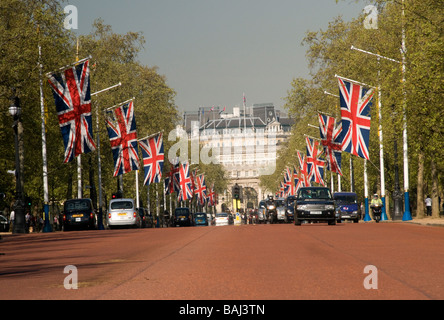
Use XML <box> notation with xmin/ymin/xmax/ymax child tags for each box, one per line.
<box><xmin>1</xmin><ymin>222</ymin><xmax>443</xmax><ymax>300</ymax></box>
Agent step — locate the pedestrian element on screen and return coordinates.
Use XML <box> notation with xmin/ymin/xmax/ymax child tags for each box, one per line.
<box><xmin>9</xmin><ymin>209</ymin><xmax>14</xmax><ymax>232</ymax></box>
<box><xmin>425</xmin><ymin>195</ymin><xmax>432</xmax><ymax>217</ymax></box>
<box><xmin>53</xmin><ymin>215</ymin><xmax>59</xmax><ymax>231</ymax></box>
<box><xmin>25</xmin><ymin>211</ymin><xmax>31</xmax><ymax>233</ymax></box>
<box><xmin>360</xmin><ymin>202</ymin><xmax>365</xmax><ymax>220</ymax></box>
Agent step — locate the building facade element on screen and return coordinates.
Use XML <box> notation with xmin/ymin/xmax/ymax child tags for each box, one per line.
<box><xmin>184</xmin><ymin>103</ymin><xmax>293</xmax><ymax>210</ymax></box>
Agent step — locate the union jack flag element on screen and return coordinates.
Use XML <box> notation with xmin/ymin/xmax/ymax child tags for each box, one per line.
<box><xmin>318</xmin><ymin>113</ymin><xmax>343</xmax><ymax>176</ymax></box>
<box><xmin>105</xmin><ymin>101</ymin><xmax>139</xmax><ymax>177</ymax></box>
<box><xmin>47</xmin><ymin>59</ymin><xmax>96</xmax><ymax>163</ymax></box>
<box><xmin>283</xmin><ymin>167</ymin><xmax>292</xmax><ymax>197</ymax></box>
<box><xmin>337</xmin><ymin>77</ymin><xmax>374</xmax><ymax>160</ymax></box>
<box><xmin>190</xmin><ymin>169</ymin><xmax>197</xmax><ymax>196</ymax></box>
<box><xmin>306</xmin><ymin>137</ymin><xmax>326</xmax><ymax>186</ymax></box>
<box><xmin>139</xmin><ymin>133</ymin><xmax>164</xmax><ymax>186</ymax></box>
<box><xmin>279</xmin><ymin>181</ymin><xmax>284</xmax><ymax>198</ymax></box>
<box><xmin>293</xmin><ymin>166</ymin><xmax>304</xmax><ymax>194</ymax></box>
<box><xmin>207</xmin><ymin>184</ymin><xmax>216</xmax><ymax>206</ymax></box>
<box><xmin>178</xmin><ymin>162</ymin><xmax>193</xmax><ymax>201</ymax></box>
<box><xmin>165</xmin><ymin>162</ymin><xmax>180</xmax><ymax>195</ymax></box>
<box><xmin>297</xmin><ymin>151</ymin><xmax>311</xmax><ymax>187</ymax></box>
<box><xmin>195</xmin><ymin>174</ymin><xmax>207</xmax><ymax>206</ymax></box>
<box><xmin>164</xmin><ymin>176</ymin><xmax>172</xmax><ymax>195</ymax></box>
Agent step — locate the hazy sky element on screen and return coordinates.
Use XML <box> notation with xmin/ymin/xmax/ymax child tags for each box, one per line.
<box><xmin>68</xmin><ymin>0</ymin><xmax>367</xmax><ymax>114</ymax></box>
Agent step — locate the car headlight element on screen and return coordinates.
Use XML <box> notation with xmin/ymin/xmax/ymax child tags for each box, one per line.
<box><xmin>325</xmin><ymin>205</ymin><xmax>335</xmax><ymax>210</ymax></box>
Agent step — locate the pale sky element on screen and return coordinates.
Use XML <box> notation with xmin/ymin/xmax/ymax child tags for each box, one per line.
<box><xmin>67</xmin><ymin>0</ymin><xmax>367</xmax><ymax>114</ymax></box>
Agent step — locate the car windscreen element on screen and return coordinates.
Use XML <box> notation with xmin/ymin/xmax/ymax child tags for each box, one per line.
<box><xmin>195</xmin><ymin>213</ymin><xmax>206</xmax><ymax>218</ymax></box>
<box><xmin>110</xmin><ymin>201</ymin><xmax>134</xmax><ymax>210</ymax></box>
<box><xmin>334</xmin><ymin>195</ymin><xmax>358</xmax><ymax>204</ymax></box>
<box><xmin>298</xmin><ymin>188</ymin><xmax>332</xmax><ymax>199</ymax></box>
<box><xmin>175</xmin><ymin>209</ymin><xmax>190</xmax><ymax>216</ymax></box>
<box><xmin>216</xmin><ymin>213</ymin><xmax>228</xmax><ymax>217</ymax></box>
<box><xmin>65</xmin><ymin>200</ymin><xmax>91</xmax><ymax>212</ymax></box>
<box><xmin>275</xmin><ymin>200</ymin><xmax>285</xmax><ymax>207</ymax></box>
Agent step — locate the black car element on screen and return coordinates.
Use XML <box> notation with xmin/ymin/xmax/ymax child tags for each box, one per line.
<box><xmin>174</xmin><ymin>207</ymin><xmax>193</xmax><ymax>227</ymax></box>
<box><xmin>62</xmin><ymin>198</ymin><xmax>96</xmax><ymax>231</ymax></box>
<box><xmin>285</xmin><ymin>196</ymin><xmax>296</xmax><ymax>223</ymax></box>
<box><xmin>294</xmin><ymin>187</ymin><xmax>336</xmax><ymax>226</ymax></box>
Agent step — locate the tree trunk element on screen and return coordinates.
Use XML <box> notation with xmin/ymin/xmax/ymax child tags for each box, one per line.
<box><xmin>431</xmin><ymin>158</ymin><xmax>440</xmax><ymax>218</ymax></box>
<box><xmin>416</xmin><ymin>151</ymin><xmax>425</xmax><ymax>218</ymax></box>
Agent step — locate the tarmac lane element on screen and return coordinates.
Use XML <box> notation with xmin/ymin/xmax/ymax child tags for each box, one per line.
<box><xmin>0</xmin><ymin>222</ymin><xmax>443</xmax><ymax>300</ymax></box>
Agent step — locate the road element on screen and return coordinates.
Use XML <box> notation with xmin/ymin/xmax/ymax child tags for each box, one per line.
<box><xmin>1</xmin><ymin>222</ymin><xmax>443</xmax><ymax>301</ymax></box>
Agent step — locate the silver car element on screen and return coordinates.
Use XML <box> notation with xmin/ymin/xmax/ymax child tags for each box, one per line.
<box><xmin>257</xmin><ymin>200</ymin><xmax>267</xmax><ymax>224</ymax></box>
<box><xmin>275</xmin><ymin>198</ymin><xmax>286</xmax><ymax>223</ymax></box>
<box><xmin>107</xmin><ymin>198</ymin><xmax>141</xmax><ymax>229</ymax></box>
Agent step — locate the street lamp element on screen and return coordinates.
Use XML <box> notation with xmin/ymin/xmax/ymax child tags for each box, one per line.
<box><xmin>9</xmin><ymin>92</ymin><xmax>26</xmax><ymax>233</ymax></box>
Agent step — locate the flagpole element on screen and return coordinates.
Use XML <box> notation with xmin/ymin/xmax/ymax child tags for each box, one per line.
<box><xmin>138</xmin><ymin>130</ymin><xmax>164</xmax><ymax>142</ymax></box>
<box><xmin>44</xmin><ymin>55</ymin><xmax>92</xmax><ymax>78</ymax></box>
<box><xmin>76</xmin><ymin>41</ymin><xmax>82</xmax><ymax>199</ymax></box>
<box><xmin>39</xmin><ymin>43</ymin><xmax>51</xmax><ymax>232</ymax></box>
<box><xmin>93</xmin><ymin>82</ymin><xmax>122</xmax><ymax>230</ymax></box>
<box><xmin>401</xmin><ymin>0</ymin><xmax>412</xmax><ymax>221</ymax></box>
<box><xmin>335</xmin><ymin>74</ymin><xmax>376</xmax><ymax>89</ymax></box>
<box><xmin>136</xmin><ymin>170</ymin><xmax>139</xmax><ymax>208</ymax></box>
<box><xmin>363</xmin><ymin>159</ymin><xmax>371</xmax><ymax>221</ymax></box>
<box><xmin>104</xmin><ymin>97</ymin><xmax>135</xmax><ymax>112</ymax></box>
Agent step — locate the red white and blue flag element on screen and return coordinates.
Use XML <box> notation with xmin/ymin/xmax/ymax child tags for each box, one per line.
<box><xmin>165</xmin><ymin>161</ymin><xmax>180</xmax><ymax>195</ymax></box>
<box><xmin>105</xmin><ymin>101</ymin><xmax>139</xmax><ymax>176</ymax></box>
<box><xmin>297</xmin><ymin>151</ymin><xmax>311</xmax><ymax>187</ymax></box>
<box><xmin>318</xmin><ymin>113</ymin><xmax>343</xmax><ymax>176</ymax></box>
<box><xmin>178</xmin><ymin>162</ymin><xmax>193</xmax><ymax>202</ymax></box>
<box><xmin>139</xmin><ymin>132</ymin><xmax>164</xmax><ymax>186</ymax></box>
<box><xmin>293</xmin><ymin>166</ymin><xmax>304</xmax><ymax>194</ymax></box>
<box><xmin>195</xmin><ymin>174</ymin><xmax>207</xmax><ymax>206</ymax></box>
<box><xmin>305</xmin><ymin>137</ymin><xmax>325</xmax><ymax>186</ymax></box>
<box><xmin>283</xmin><ymin>167</ymin><xmax>292</xmax><ymax>197</ymax></box>
<box><xmin>337</xmin><ymin>77</ymin><xmax>374</xmax><ymax>160</ymax></box>
<box><xmin>207</xmin><ymin>184</ymin><xmax>216</xmax><ymax>207</ymax></box>
<box><xmin>47</xmin><ymin>59</ymin><xmax>96</xmax><ymax>163</ymax></box>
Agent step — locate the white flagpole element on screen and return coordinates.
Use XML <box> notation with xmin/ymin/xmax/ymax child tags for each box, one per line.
<box><xmin>39</xmin><ymin>43</ymin><xmax>51</xmax><ymax>232</ymax></box>
<box><xmin>401</xmin><ymin>0</ymin><xmax>411</xmax><ymax>220</ymax></box>
<box><xmin>136</xmin><ymin>170</ymin><xmax>139</xmax><ymax>208</ymax></box>
<box><xmin>93</xmin><ymin>82</ymin><xmax>122</xmax><ymax>230</ymax></box>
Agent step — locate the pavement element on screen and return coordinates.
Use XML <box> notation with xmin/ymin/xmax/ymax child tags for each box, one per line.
<box><xmin>405</xmin><ymin>217</ymin><xmax>444</xmax><ymax>227</ymax></box>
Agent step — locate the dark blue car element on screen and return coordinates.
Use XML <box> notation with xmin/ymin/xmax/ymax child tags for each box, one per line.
<box><xmin>333</xmin><ymin>192</ymin><xmax>361</xmax><ymax>223</ymax></box>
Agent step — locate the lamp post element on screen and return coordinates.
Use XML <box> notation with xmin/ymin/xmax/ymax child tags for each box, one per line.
<box><xmin>9</xmin><ymin>92</ymin><xmax>26</xmax><ymax>233</ymax></box>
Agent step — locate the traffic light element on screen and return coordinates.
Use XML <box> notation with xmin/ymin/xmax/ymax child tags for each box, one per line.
<box><xmin>233</xmin><ymin>184</ymin><xmax>240</xmax><ymax>200</ymax></box>
<box><xmin>112</xmin><ymin>191</ymin><xmax>123</xmax><ymax>199</ymax></box>
<box><xmin>25</xmin><ymin>196</ymin><xmax>32</xmax><ymax>207</ymax></box>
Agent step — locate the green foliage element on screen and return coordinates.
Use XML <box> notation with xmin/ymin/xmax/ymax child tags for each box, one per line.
<box><xmin>0</xmin><ymin>3</ymin><xmax>179</xmax><ymax>211</ymax></box>
<box><xmin>267</xmin><ymin>0</ymin><xmax>443</xmax><ymax>212</ymax></box>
